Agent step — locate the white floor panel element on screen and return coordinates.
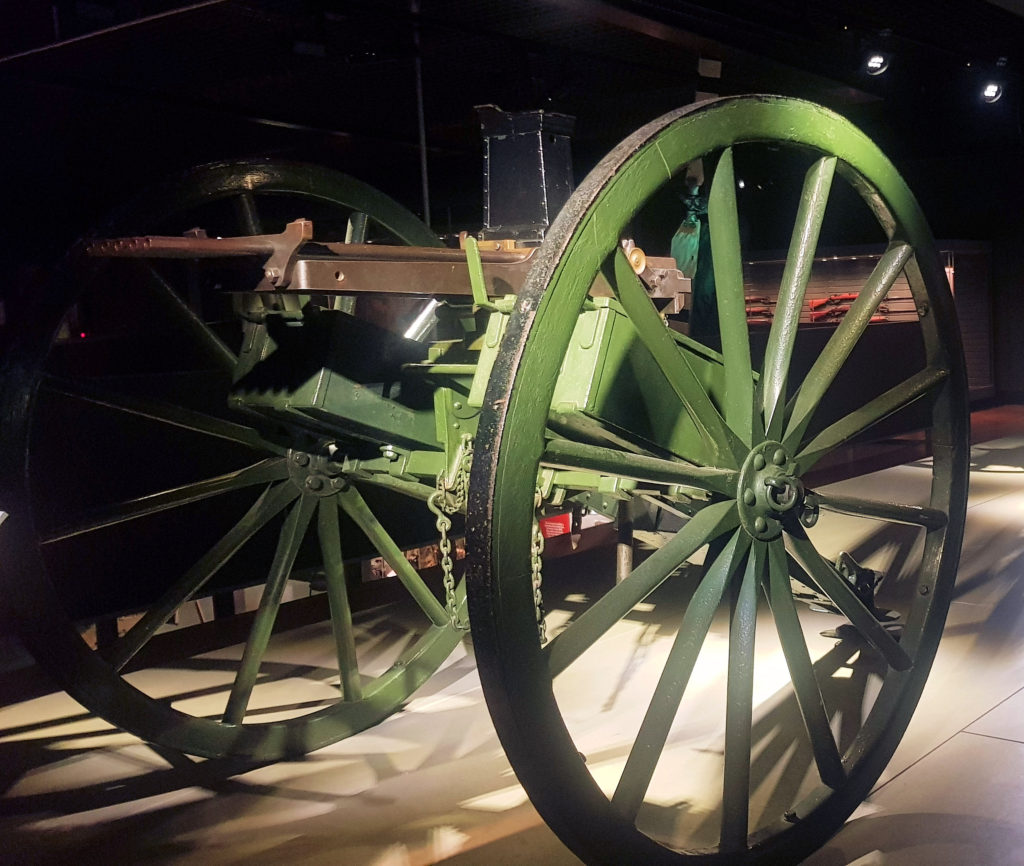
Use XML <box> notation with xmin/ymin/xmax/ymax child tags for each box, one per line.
<box><xmin>805</xmin><ymin>733</ymin><xmax>1024</xmax><ymax>866</ymax></box>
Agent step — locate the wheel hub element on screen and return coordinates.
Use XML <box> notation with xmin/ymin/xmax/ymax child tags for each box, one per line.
<box><xmin>737</xmin><ymin>440</ymin><xmax>805</xmax><ymax>541</ymax></box>
<box><xmin>287</xmin><ymin>448</ymin><xmax>347</xmax><ymax>497</ymax></box>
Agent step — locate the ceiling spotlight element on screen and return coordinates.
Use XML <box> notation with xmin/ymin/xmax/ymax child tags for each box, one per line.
<box><xmin>981</xmin><ymin>81</ymin><xmax>1004</xmax><ymax>103</ymax></box>
<box><xmin>864</xmin><ymin>51</ymin><xmax>891</xmax><ymax>75</ymax></box>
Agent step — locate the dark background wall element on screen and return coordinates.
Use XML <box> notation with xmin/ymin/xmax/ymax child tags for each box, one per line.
<box><xmin>2</xmin><ymin>0</ymin><xmax>1023</xmax><ymax>394</ymax></box>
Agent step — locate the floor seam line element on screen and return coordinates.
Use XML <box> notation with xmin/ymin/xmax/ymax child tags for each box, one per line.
<box><xmin>872</xmin><ymin>683</ymin><xmax>1024</xmax><ymax>796</ymax></box>
<box><xmin>962</xmin><ymin>730</ymin><xmax>1024</xmax><ymax>746</ymax></box>
<box><xmin>958</xmin><ymin>683</ymin><xmax>1024</xmax><ymax>731</ymax></box>
<box><xmin>868</xmin><ymin>728</ymin><xmax>963</xmax><ymax>796</ymax></box>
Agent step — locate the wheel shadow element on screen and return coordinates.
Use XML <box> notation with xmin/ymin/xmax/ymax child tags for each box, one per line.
<box><xmin>0</xmin><ymin>607</ymin><xmax>477</xmax><ymax>801</ymax></box>
<box><xmin>539</xmin><ymin>494</ymin><xmax>1024</xmax><ymax>849</ymax></box>
<box><xmin>803</xmin><ymin>811</ymin><xmax>1024</xmax><ymax>865</ymax></box>
<box><xmin>967</xmin><ymin>441</ymin><xmax>1024</xmax><ymax>474</ymax></box>
<box><xmin>0</xmin><ymin>645</ymin><xmax>492</xmax><ymax>866</ymax></box>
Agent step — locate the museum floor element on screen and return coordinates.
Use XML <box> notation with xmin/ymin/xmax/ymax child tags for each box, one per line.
<box><xmin>3</xmin><ymin>405</ymin><xmax>1024</xmax><ymax>866</ymax></box>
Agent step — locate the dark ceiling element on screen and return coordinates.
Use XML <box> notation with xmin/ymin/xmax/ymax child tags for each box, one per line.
<box><xmin>2</xmin><ymin>0</ymin><xmax>1023</xmax><ymax>264</ymax></box>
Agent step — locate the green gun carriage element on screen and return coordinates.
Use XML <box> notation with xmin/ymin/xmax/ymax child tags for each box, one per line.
<box><xmin>0</xmin><ymin>96</ymin><xmax>968</xmax><ymax>864</ymax></box>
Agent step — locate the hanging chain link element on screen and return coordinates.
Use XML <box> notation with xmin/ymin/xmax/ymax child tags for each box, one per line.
<box><xmin>427</xmin><ymin>434</ymin><xmax>474</xmax><ymax>630</ymax></box>
<box><xmin>532</xmin><ymin>487</ymin><xmax>548</xmax><ymax>645</ymax></box>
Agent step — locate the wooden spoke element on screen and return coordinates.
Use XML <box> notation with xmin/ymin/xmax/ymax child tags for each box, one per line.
<box><xmin>142</xmin><ymin>262</ymin><xmax>238</xmax><ymax>372</ymax></box>
<box><xmin>783</xmin><ymin>241</ymin><xmax>913</xmax><ymax>448</ymax></box>
<box><xmin>45</xmin><ymin>458</ymin><xmax>289</xmax><ymax>543</ymax></box>
<box><xmin>317</xmin><ymin>497</ymin><xmax>363</xmax><ymax>702</ymax></box>
<box><xmin>106</xmin><ymin>480</ymin><xmax>300</xmax><ymax>671</ymax></box>
<box><xmin>762</xmin><ymin>538</ymin><xmax>846</xmax><ymax>789</ymax></box>
<box><xmin>346</xmin><ymin>211</ymin><xmax>369</xmax><ymax>243</ymax></box>
<box><xmin>795</xmin><ymin>365</ymin><xmax>949</xmax><ymax>470</ymax></box>
<box><xmin>708</xmin><ymin>147</ymin><xmax>755</xmax><ymax>443</ymax></box>
<box><xmin>541</xmin><ymin>438</ymin><xmax>738</xmax><ymax>496</ymax></box>
<box><xmin>42</xmin><ymin>373</ymin><xmax>281</xmax><ymax>454</ymax></box>
<box><xmin>603</xmin><ymin>248</ymin><xmax>745</xmax><ymax>467</ymax></box>
<box><xmin>720</xmin><ymin>542</ymin><xmax>762</xmax><ymax>853</ymax></box>
<box><xmin>786</xmin><ymin>527</ymin><xmax>913</xmax><ymax>671</ymax></box>
<box><xmin>223</xmin><ymin>494</ymin><xmax>318</xmax><ymax>724</ymax></box>
<box><xmin>233</xmin><ymin>190</ymin><xmax>263</xmax><ymax>234</ymax></box>
<box><xmin>814</xmin><ymin>491</ymin><xmax>947</xmax><ymax>530</ymax></box>
<box><xmin>611</xmin><ymin>528</ymin><xmax>751</xmax><ymax>821</ymax></box>
<box><xmin>761</xmin><ymin>156</ymin><xmax>837</xmax><ymax>438</ymax></box>
<box><xmin>336</xmin><ymin>484</ymin><xmax>449</xmax><ymax>627</ymax></box>
<box><xmin>545</xmin><ymin>500</ymin><xmax>740</xmax><ymax>678</ymax></box>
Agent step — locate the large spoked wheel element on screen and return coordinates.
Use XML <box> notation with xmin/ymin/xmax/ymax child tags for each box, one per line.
<box><xmin>0</xmin><ymin>160</ymin><xmax>463</xmax><ymax>760</ymax></box>
<box><xmin>468</xmin><ymin>97</ymin><xmax>968</xmax><ymax>863</ymax></box>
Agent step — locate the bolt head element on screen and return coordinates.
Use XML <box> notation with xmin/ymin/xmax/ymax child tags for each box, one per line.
<box><xmin>306</xmin><ymin>475</ymin><xmax>324</xmax><ymax>491</ymax></box>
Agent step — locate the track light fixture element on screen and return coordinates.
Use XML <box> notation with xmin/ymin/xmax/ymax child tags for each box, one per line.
<box><xmin>981</xmin><ymin>57</ymin><xmax>1008</xmax><ymax>103</ymax></box>
<box><xmin>864</xmin><ymin>51</ymin><xmax>891</xmax><ymax>75</ymax></box>
<box><xmin>861</xmin><ymin>28</ymin><xmax>893</xmax><ymax>77</ymax></box>
<box><xmin>981</xmin><ymin>81</ymin><xmax>1003</xmax><ymax>103</ymax></box>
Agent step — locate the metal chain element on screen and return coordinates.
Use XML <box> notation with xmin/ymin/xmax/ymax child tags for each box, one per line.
<box><xmin>427</xmin><ymin>434</ymin><xmax>474</xmax><ymax>630</ymax></box>
<box><xmin>532</xmin><ymin>487</ymin><xmax>548</xmax><ymax>645</ymax></box>
<box><xmin>426</xmin><ymin>489</ymin><xmax>458</xmax><ymax>626</ymax></box>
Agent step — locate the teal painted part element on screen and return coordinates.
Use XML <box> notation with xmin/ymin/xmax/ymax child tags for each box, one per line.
<box><xmin>672</xmin><ymin>189</ymin><xmax>714</xmax><ymax>339</ymax></box>
<box><xmin>670</xmin><ymin>221</ymin><xmax>699</xmax><ymax>278</ymax></box>
<box><xmin>687</xmin><ymin>204</ymin><xmax>718</xmax><ymax>342</ymax></box>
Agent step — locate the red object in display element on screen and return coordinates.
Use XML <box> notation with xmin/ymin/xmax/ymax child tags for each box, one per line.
<box><xmin>538</xmin><ymin>513</ymin><xmax>571</xmax><ymax>538</ymax></box>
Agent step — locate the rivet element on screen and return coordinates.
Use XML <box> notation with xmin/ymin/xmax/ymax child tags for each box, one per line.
<box><xmin>292</xmin><ymin>452</ymin><xmax>310</xmax><ymax>466</ymax></box>
<box><xmin>918</xmin><ymin>584</ymin><xmax>930</xmax><ymax>596</ymax></box>
<box><xmin>753</xmin><ymin>454</ymin><xmax>766</xmax><ymax>470</ymax></box>
<box><xmin>772</xmin><ymin>448</ymin><xmax>787</xmax><ymax>465</ymax></box>
<box><xmin>306</xmin><ymin>475</ymin><xmax>324</xmax><ymax>491</ymax></box>
<box><xmin>754</xmin><ymin>516</ymin><xmax>768</xmax><ymax>533</ymax></box>
<box><xmin>743</xmin><ymin>489</ymin><xmax>756</xmax><ymax>505</ymax></box>
<box><xmin>453</xmin><ymin>401</ymin><xmax>463</xmax><ymax>410</ymax></box>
